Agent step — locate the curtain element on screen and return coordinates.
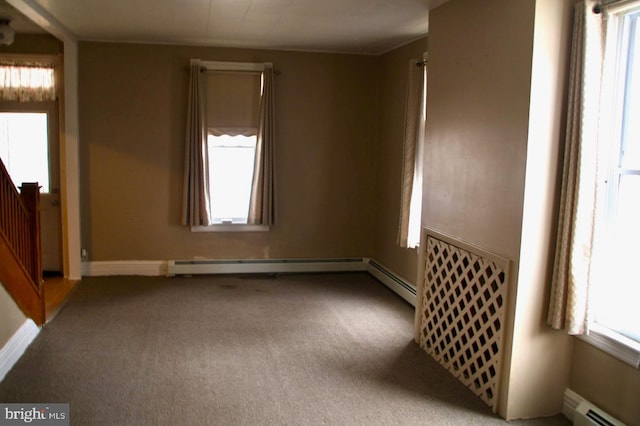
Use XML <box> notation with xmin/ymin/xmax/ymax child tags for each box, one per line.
<box><xmin>181</xmin><ymin>65</ymin><xmax>212</xmax><ymax>226</ymax></box>
<box><xmin>248</xmin><ymin>67</ymin><xmax>275</xmax><ymax>225</ymax></box>
<box><xmin>398</xmin><ymin>60</ymin><xmax>426</xmax><ymax>248</ymax></box>
<box><xmin>0</xmin><ymin>59</ymin><xmax>56</xmax><ymax>102</ymax></box>
<box><xmin>547</xmin><ymin>0</ymin><xmax>604</xmax><ymax>334</ymax></box>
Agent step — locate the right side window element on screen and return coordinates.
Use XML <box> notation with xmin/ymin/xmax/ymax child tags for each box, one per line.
<box><xmin>591</xmin><ymin>7</ymin><xmax>640</xmax><ymax>346</ymax></box>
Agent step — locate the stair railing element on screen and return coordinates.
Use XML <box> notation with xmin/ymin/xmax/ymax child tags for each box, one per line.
<box><xmin>0</xmin><ymin>159</ymin><xmax>42</xmax><ymax>294</ymax></box>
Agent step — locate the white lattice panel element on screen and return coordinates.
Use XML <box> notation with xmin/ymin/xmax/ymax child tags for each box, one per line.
<box><xmin>418</xmin><ymin>232</ymin><xmax>509</xmax><ymax>412</ymax></box>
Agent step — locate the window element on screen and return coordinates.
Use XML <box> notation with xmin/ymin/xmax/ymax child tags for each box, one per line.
<box><xmin>0</xmin><ymin>57</ymin><xmax>57</xmax><ymax>193</ymax></box>
<box><xmin>0</xmin><ymin>112</ymin><xmax>50</xmax><ymax>192</ymax></box>
<box><xmin>549</xmin><ymin>1</ymin><xmax>640</xmax><ymax>367</ymax></box>
<box><xmin>205</xmin><ymin>67</ymin><xmax>261</xmax><ymax>226</ymax></box>
<box><xmin>209</xmin><ymin>134</ymin><xmax>256</xmax><ymax>223</ymax></box>
<box><xmin>184</xmin><ymin>60</ymin><xmax>274</xmax><ymax>232</ymax></box>
<box><xmin>586</xmin><ymin>3</ymin><xmax>640</xmax><ymax>364</ymax></box>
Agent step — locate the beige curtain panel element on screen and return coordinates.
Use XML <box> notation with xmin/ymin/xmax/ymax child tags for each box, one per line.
<box><xmin>182</xmin><ymin>65</ymin><xmax>212</xmax><ymax>226</ymax></box>
<box><xmin>547</xmin><ymin>0</ymin><xmax>604</xmax><ymax>335</ymax></box>
<box><xmin>398</xmin><ymin>59</ymin><xmax>426</xmax><ymax>248</ymax></box>
<box><xmin>248</xmin><ymin>67</ymin><xmax>276</xmax><ymax>226</ymax></box>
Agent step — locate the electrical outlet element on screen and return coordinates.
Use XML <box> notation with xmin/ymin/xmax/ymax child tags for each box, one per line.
<box><xmin>81</xmin><ymin>248</ymin><xmax>88</xmax><ymax>260</ymax></box>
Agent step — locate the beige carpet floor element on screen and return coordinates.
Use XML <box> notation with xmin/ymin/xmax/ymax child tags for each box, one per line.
<box><xmin>0</xmin><ymin>272</ymin><xmax>571</xmax><ymax>425</ymax></box>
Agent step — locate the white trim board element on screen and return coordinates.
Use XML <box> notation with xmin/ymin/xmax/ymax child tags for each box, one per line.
<box><xmin>81</xmin><ymin>258</ymin><xmax>416</xmax><ymax>306</ymax></box>
<box><xmin>0</xmin><ymin>319</ymin><xmax>40</xmax><ymax>382</ymax></box>
<box><xmin>81</xmin><ymin>261</ymin><xmax>167</xmax><ymax>277</ymax></box>
<box><xmin>168</xmin><ymin>258</ymin><xmax>367</xmax><ymax>275</ymax></box>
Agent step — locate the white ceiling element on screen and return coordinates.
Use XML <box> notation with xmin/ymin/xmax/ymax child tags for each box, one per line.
<box><xmin>1</xmin><ymin>0</ymin><xmax>448</xmax><ymax>54</ymax></box>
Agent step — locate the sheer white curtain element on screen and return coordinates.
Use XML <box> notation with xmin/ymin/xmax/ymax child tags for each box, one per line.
<box><xmin>0</xmin><ymin>58</ymin><xmax>56</xmax><ymax>102</ymax></box>
<box><xmin>398</xmin><ymin>60</ymin><xmax>426</xmax><ymax>248</ymax></box>
<box><xmin>248</xmin><ymin>66</ymin><xmax>275</xmax><ymax>226</ymax></box>
<box><xmin>181</xmin><ymin>64</ymin><xmax>212</xmax><ymax>226</ymax></box>
<box><xmin>548</xmin><ymin>0</ymin><xmax>604</xmax><ymax>334</ymax></box>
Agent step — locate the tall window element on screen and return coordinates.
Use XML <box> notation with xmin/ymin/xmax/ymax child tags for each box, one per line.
<box><xmin>591</xmin><ymin>5</ymin><xmax>640</xmax><ymax>347</ymax></box>
<box><xmin>205</xmin><ymin>70</ymin><xmax>261</xmax><ymax>225</ymax></box>
<box><xmin>549</xmin><ymin>1</ymin><xmax>640</xmax><ymax>365</ymax></box>
<box><xmin>182</xmin><ymin>60</ymin><xmax>275</xmax><ymax>230</ymax></box>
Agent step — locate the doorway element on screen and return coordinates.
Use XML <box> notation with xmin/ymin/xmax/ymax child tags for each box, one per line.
<box><xmin>0</xmin><ymin>102</ymin><xmax>62</xmax><ymax>274</ymax></box>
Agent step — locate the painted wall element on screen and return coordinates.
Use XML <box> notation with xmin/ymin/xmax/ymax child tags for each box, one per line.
<box><xmin>0</xmin><ymin>34</ymin><xmax>62</xmax><ymax>55</ymax></box>
<box><xmin>78</xmin><ymin>43</ymin><xmax>379</xmax><ymax>262</ymax></box>
<box><xmin>423</xmin><ymin>0</ymin><xmax>574</xmax><ymax>419</ymax></box>
<box><xmin>570</xmin><ymin>340</ymin><xmax>640</xmax><ymax>425</ymax></box>
<box><xmin>506</xmin><ymin>0</ymin><xmax>574</xmax><ymax>418</ymax></box>
<box><xmin>0</xmin><ymin>284</ymin><xmax>26</xmax><ymax>350</ymax></box>
<box><xmin>372</xmin><ymin>37</ymin><xmax>428</xmax><ymax>285</ymax></box>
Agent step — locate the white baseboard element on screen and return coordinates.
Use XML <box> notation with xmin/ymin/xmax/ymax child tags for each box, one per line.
<box><xmin>167</xmin><ymin>258</ymin><xmax>367</xmax><ymax>276</ymax></box>
<box><xmin>563</xmin><ymin>388</ymin><xmax>582</xmax><ymax>422</ymax></box>
<box><xmin>82</xmin><ymin>260</ymin><xmax>168</xmax><ymax>276</ymax></box>
<box><xmin>366</xmin><ymin>259</ymin><xmax>417</xmax><ymax>306</ymax></box>
<box><xmin>0</xmin><ymin>319</ymin><xmax>40</xmax><ymax>382</ymax></box>
<box><xmin>80</xmin><ymin>258</ymin><xmax>416</xmax><ymax>306</ymax></box>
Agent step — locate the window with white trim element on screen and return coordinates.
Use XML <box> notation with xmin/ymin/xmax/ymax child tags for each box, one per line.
<box><xmin>589</xmin><ymin>2</ymin><xmax>640</xmax><ymax>361</ymax></box>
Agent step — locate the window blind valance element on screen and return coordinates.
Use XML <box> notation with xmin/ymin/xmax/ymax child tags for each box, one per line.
<box><xmin>206</xmin><ymin>72</ymin><xmax>260</xmax><ymax>135</ymax></box>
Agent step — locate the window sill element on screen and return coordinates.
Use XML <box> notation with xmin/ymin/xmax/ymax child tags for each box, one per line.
<box><xmin>190</xmin><ymin>224</ymin><xmax>269</xmax><ymax>233</ymax></box>
<box><xmin>578</xmin><ymin>324</ymin><xmax>640</xmax><ymax>369</ymax></box>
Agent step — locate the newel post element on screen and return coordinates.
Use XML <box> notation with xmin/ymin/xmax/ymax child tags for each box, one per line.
<box><xmin>19</xmin><ymin>183</ymin><xmax>43</xmax><ymax>292</ymax></box>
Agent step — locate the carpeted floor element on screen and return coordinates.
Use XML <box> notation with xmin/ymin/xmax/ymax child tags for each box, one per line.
<box><xmin>0</xmin><ymin>273</ymin><xmax>571</xmax><ymax>425</ymax></box>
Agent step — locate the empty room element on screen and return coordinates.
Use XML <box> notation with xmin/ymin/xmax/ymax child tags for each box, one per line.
<box><xmin>0</xmin><ymin>0</ymin><xmax>638</xmax><ymax>424</ymax></box>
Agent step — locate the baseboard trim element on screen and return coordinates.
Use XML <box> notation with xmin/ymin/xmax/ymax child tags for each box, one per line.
<box><xmin>167</xmin><ymin>258</ymin><xmax>367</xmax><ymax>276</ymax></box>
<box><xmin>82</xmin><ymin>261</ymin><xmax>168</xmax><ymax>277</ymax></box>
<box><xmin>80</xmin><ymin>259</ymin><xmax>416</xmax><ymax>306</ymax></box>
<box><xmin>0</xmin><ymin>319</ymin><xmax>40</xmax><ymax>382</ymax></box>
<box><xmin>365</xmin><ymin>259</ymin><xmax>417</xmax><ymax>306</ymax></box>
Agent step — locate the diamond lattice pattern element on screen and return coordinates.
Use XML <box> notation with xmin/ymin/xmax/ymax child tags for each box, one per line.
<box><xmin>419</xmin><ymin>235</ymin><xmax>507</xmax><ymax>412</ymax></box>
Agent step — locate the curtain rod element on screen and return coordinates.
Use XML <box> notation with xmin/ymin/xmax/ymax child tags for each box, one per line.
<box><xmin>415</xmin><ymin>59</ymin><xmax>428</xmax><ymax>67</ymax></box>
<box><xmin>593</xmin><ymin>0</ymin><xmax>638</xmax><ymax>14</ymax></box>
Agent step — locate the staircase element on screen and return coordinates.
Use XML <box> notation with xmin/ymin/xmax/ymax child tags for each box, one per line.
<box><xmin>0</xmin><ymin>159</ymin><xmax>45</xmax><ymax>325</ymax></box>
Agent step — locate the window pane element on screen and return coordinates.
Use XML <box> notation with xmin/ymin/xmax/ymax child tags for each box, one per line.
<box><xmin>0</xmin><ymin>112</ymin><xmax>49</xmax><ymax>192</ymax></box>
<box><xmin>594</xmin><ymin>174</ymin><xmax>640</xmax><ymax>341</ymax></box>
<box><xmin>620</xmin><ymin>13</ymin><xmax>640</xmax><ymax>169</ymax></box>
<box><xmin>208</xmin><ymin>135</ymin><xmax>256</xmax><ymax>223</ymax></box>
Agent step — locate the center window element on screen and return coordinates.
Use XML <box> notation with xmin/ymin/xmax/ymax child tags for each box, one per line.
<box><xmin>205</xmin><ymin>68</ymin><xmax>261</xmax><ymax>225</ymax></box>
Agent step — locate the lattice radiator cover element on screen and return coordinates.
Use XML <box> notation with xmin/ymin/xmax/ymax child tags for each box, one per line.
<box><xmin>418</xmin><ymin>230</ymin><xmax>509</xmax><ymax>412</ymax></box>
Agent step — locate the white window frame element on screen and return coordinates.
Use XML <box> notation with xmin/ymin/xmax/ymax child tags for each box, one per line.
<box><xmin>190</xmin><ymin>59</ymin><xmax>271</xmax><ymax>233</ymax></box>
<box><xmin>580</xmin><ymin>2</ymin><xmax>640</xmax><ymax>369</ymax></box>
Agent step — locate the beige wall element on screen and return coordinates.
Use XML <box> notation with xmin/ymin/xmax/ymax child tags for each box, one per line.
<box><xmin>372</xmin><ymin>37</ymin><xmax>428</xmax><ymax>285</ymax></box>
<box><xmin>0</xmin><ymin>284</ymin><xmax>27</xmax><ymax>350</ymax></box>
<box><xmin>79</xmin><ymin>43</ymin><xmax>379</xmax><ymax>261</ymax></box>
<box><xmin>0</xmin><ymin>34</ymin><xmax>62</xmax><ymax>55</ymax></box>
<box><xmin>424</xmin><ymin>0</ymin><xmax>575</xmax><ymax>419</ymax></box>
<box><xmin>570</xmin><ymin>340</ymin><xmax>640</xmax><ymax>426</ymax></box>
<box><xmin>506</xmin><ymin>0</ymin><xmax>574</xmax><ymax>418</ymax></box>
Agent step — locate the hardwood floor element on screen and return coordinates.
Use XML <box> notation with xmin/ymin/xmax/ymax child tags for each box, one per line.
<box><xmin>44</xmin><ymin>276</ymin><xmax>79</xmax><ymax>322</ymax></box>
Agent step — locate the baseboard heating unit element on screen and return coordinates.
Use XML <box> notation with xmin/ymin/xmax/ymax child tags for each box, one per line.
<box><xmin>574</xmin><ymin>401</ymin><xmax>625</xmax><ymax>426</ymax></box>
<box><xmin>167</xmin><ymin>258</ymin><xmax>367</xmax><ymax>276</ymax></box>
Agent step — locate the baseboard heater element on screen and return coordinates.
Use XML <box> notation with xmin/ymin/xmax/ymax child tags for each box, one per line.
<box><xmin>167</xmin><ymin>258</ymin><xmax>367</xmax><ymax>276</ymax></box>
<box><xmin>574</xmin><ymin>401</ymin><xmax>625</xmax><ymax>426</ymax></box>
<box><xmin>368</xmin><ymin>259</ymin><xmax>416</xmax><ymax>306</ymax></box>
